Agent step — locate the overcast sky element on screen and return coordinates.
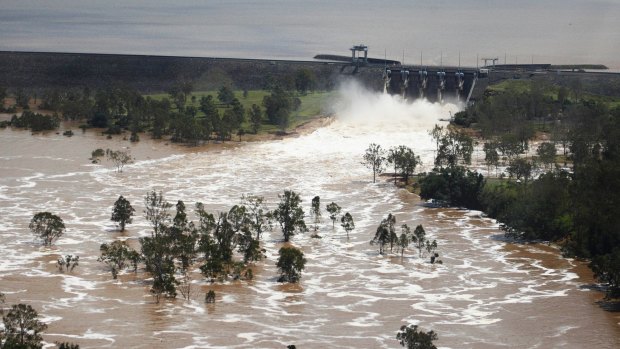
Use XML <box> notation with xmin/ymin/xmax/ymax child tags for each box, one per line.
<box><xmin>1</xmin><ymin>0</ymin><xmax>619</xmax><ymax>68</ymax></box>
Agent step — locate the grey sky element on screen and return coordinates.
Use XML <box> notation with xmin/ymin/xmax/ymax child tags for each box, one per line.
<box><xmin>1</xmin><ymin>0</ymin><xmax>619</xmax><ymax>68</ymax></box>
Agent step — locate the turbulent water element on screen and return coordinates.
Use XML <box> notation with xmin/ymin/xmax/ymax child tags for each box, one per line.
<box><xmin>1</xmin><ymin>86</ymin><xmax>619</xmax><ymax>348</ymax></box>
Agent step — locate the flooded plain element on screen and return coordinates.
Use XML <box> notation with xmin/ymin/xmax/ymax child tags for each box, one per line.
<box><xmin>1</xmin><ymin>88</ymin><xmax>619</xmax><ymax>348</ymax></box>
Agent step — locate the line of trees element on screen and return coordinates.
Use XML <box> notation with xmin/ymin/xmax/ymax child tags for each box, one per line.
<box><xmin>362</xmin><ymin>143</ymin><xmax>421</xmax><ymax>184</ymax></box>
<box><xmin>2</xmin><ymin>68</ymin><xmax>315</xmax><ymax>142</ymax></box>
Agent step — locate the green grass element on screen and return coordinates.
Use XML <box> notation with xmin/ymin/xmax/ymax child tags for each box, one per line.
<box><xmin>487</xmin><ymin>79</ymin><xmax>620</xmax><ymax>108</ymax></box>
<box><xmin>144</xmin><ymin>90</ymin><xmax>335</xmax><ymax>133</ymax></box>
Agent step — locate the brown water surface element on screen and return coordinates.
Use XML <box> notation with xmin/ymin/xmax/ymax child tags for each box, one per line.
<box><xmin>1</xmin><ymin>96</ymin><xmax>619</xmax><ymax>348</ymax></box>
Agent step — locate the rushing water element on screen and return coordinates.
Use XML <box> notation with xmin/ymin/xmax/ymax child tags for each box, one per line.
<box><xmin>1</xmin><ymin>86</ymin><xmax>619</xmax><ymax>348</ymax></box>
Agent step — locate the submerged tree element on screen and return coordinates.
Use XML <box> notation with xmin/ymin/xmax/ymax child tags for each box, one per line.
<box><xmin>310</xmin><ymin>196</ymin><xmax>321</xmax><ymax>235</ymax></box>
<box><xmin>57</xmin><ymin>255</ymin><xmax>79</xmax><ymax>273</ymax></box>
<box><xmin>340</xmin><ymin>212</ymin><xmax>355</xmax><ymax>238</ymax></box>
<box><xmin>1</xmin><ymin>304</ymin><xmax>47</xmax><ymax>349</ymax></box>
<box><xmin>111</xmin><ymin>195</ymin><xmax>135</xmax><ymax>232</ymax></box>
<box><xmin>396</xmin><ymin>324</ymin><xmax>438</xmax><ymax>349</ymax></box>
<box><xmin>371</xmin><ymin>214</ymin><xmax>396</xmax><ymax>254</ymax></box>
<box><xmin>98</xmin><ymin>240</ymin><xmax>140</xmax><ymax>279</ymax></box>
<box><xmin>326</xmin><ymin>202</ymin><xmax>341</xmax><ymax>228</ymax></box>
<box><xmin>29</xmin><ymin>212</ymin><xmax>65</xmax><ymax>246</ymax></box>
<box><xmin>276</xmin><ymin>246</ymin><xmax>306</xmax><ymax>283</ymax></box>
<box><xmin>273</xmin><ymin>190</ymin><xmax>307</xmax><ymax>242</ymax></box>
<box><xmin>362</xmin><ymin>143</ymin><xmax>386</xmax><ymax>183</ymax></box>
<box><xmin>413</xmin><ymin>224</ymin><xmax>426</xmax><ymax>257</ymax></box>
<box><xmin>106</xmin><ymin>148</ymin><xmax>133</xmax><ymax>173</ymax></box>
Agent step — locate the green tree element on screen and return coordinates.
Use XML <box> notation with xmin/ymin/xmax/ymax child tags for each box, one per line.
<box><xmin>273</xmin><ymin>190</ymin><xmax>307</xmax><ymax>242</ymax></box>
<box><xmin>388</xmin><ymin>145</ymin><xmax>420</xmax><ymax>183</ymax></box>
<box><xmin>217</xmin><ymin>86</ymin><xmax>235</xmax><ymax>105</ymax></box>
<box><xmin>413</xmin><ymin>224</ymin><xmax>426</xmax><ymax>257</ymax></box>
<box><xmin>590</xmin><ymin>248</ymin><xmax>620</xmax><ymax>297</ymax></box>
<box><xmin>362</xmin><ymin>143</ymin><xmax>386</xmax><ymax>183</ymax></box>
<box><xmin>98</xmin><ymin>241</ymin><xmax>140</xmax><ymax>279</ymax></box>
<box><xmin>398</xmin><ymin>224</ymin><xmax>412</xmax><ymax>257</ymax></box>
<box><xmin>326</xmin><ymin>202</ymin><xmax>341</xmax><ymax>228</ymax></box>
<box><xmin>105</xmin><ymin>149</ymin><xmax>133</xmax><ymax>173</ymax></box>
<box><xmin>435</xmin><ymin>128</ymin><xmax>474</xmax><ymax>168</ymax></box>
<box><xmin>507</xmin><ymin>158</ymin><xmax>534</xmax><ymax>183</ymax></box>
<box><xmin>483</xmin><ymin>141</ymin><xmax>500</xmax><ymax>177</ymax></box>
<box><xmin>111</xmin><ymin>195</ymin><xmax>134</xmax><ymax>232</ymax></box>
<box><xmin>536</xmin><ymin>142</ymin><xmax>557</xmax><ymax>170</ymax></box>
<box><xmin>57</xmin><ymin>255</ymin><xmax>79</xmax><ymax>273</ymax></box>
<box><xmin>276</xmin><ymin>246</ymin><xmax>306</xmax><ymax>283</ymax></box>
<box><xmin>140</xmin><ymin>191</ymin><xmax>177</xmax><ymax>301</ymax></box>
<box><xmin>371</xmin><ymin>214</ymin><xmax>396</xmax><ymax>254</ymax></box>
<box><xmin>310</xmin><ymin>196</ymin><xmax>321</xmax><ymax>233</ymax></box>
<box><xmin>29</xmin><ymin>212</ymin><xmax>65</xmax><ymax>246</ymax></box>
<box><xmin>248</xmin><ymin>104</ymin><xmax>262</xmax><ymax>134</ymax></box>
<box><xmin>262</xmin><ymin>86</ymin><xmax>292</xmax><ymax>130</ymax></box>
<box><xmin>294</xmin><ymin>68</ymin><xmax>316</xmax><ymax>95</ymax></box>
<box><xmin>396</xmin><ymin>324</ymin><xmax>438</xmax><ymax>349</ymax></box>
<box><xmin>1</xmin><ymin>304</ymin><xmax>47</xmax><ymax>349</ymax></box>
<box><xmin>241</xmin><ymin>194</ymin><xmax>269</xmax><ymax>240</ymax></box>
<box><xmin>340</xmin><ymin>212</ymin><xmax>355</xmax><ymax>239</ymax></box>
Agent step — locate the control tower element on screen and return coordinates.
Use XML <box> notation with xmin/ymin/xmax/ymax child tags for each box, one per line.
<box><xmin>351</xmin><ymin>44</ymin><xmax>368</xmax><ymax>66</ymax></box>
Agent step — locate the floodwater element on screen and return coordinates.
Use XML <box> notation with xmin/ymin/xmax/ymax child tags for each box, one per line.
<box><xmin>1</xmin><ymin>86</ymin><xmax>619</xmax><ymax>348</ymax></box>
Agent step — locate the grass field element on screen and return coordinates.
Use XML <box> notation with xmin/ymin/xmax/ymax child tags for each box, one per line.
<box><xmin>145</xmin><ymin>90</ymin><xmax>336</xmax><ymax>133</ymax></box>
<box><xmin>487</xmin><ymin>79</ymin><xmax>620</xmax><ymax>108</ymax></box>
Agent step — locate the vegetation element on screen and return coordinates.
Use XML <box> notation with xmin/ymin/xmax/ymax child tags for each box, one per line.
<box><xmin>111</xmin><ymin>196</ymin><xmax>135</xmax><ymax>232</ymax></box>
<box><xmin>340</xmin><ymin>212</ymin><xmax>355</xmax><ymax>238</ymax></box>
<box><xmin>428</xmin><ymin>79</ymin><xmax>620</xmax><ymax>297</ymax></box>
<box><xmin>106</xmin><ymin>149</ymin><xmax>133</xmax><ymax>173</ymax></box>
<box><xmin>273</xmin><ymin>190</ymin><xmax>307</xmax><ymax>242</ymax></box>
<box><xmin>0</xmin><ymin>304</ymin><xmax>47</xmax><ymax>349</ymax></box>
<box><xmin>29</xmin><ymin>212</ymin><xmax>65</xmax><ymax>246</ymax></box>
<box><xmin>10</xmin><ymin>111</ymin><xmax>60</xmax><ymax>131</ymax></box>
<box><xmin>396</xmin><ymin>324</ymin><xmax>438</xmax><ymax>349</ymax></box>
<box><xmin>98</xmin><ymin>241</ymin><xmax>140</xmax><ymax>279</ymax></box>
<box><xmin>276</xmin><ymin>246</ymin><xmax>306</xmax><ymax>283</ymax></box>
<box><xmin>362</xmin><ymin>143</ymin><xmax>386</xmax><ymax>183</ymax></box>
<box><xmin>57</xmin><ymin>255</ymin><xmax>79</xmax><ymax>273</ymax></box>
<box><xmin>325</xmin><ymin>202</ymin><xmax>341</xmax><ymax>228</ymax></box>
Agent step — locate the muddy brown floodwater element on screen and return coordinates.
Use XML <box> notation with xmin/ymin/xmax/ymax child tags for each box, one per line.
<box><xmin>1</xmin><ymin>91</ymin><xmax>619</xmax><ymax>348</ymax></box>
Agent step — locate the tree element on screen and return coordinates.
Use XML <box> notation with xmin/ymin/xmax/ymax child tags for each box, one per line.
<box><xmin>263</xmin><ymin>86</ymin><xmax>292</xmax><ymax>130</ymax></box>
<box><xmin>413</xmin><ymin>224</ymin><xmax>426</xmax><ymax>257</ymax></box>
<box><xmin>276</xmin><ymin>246</ymin><xmax>306</xmax><ymax>283</ymax></box>
<box><xmin>56</xmin><ymin>342</ymin><xmax>81</xmax><ymax>349</ymax></box>
<box><xmin>340</xmin><ymin>212</ymin><xmax>355</xmax><ymax>238</ymax></box>
<box><xmin>98</xmin><ymin>241</ymin><xmax>140</xmax><ymax>279</ymax></box>
<box><xmin>105</xmin><ymin>148</ymin><xmax>133</xmax><ymax>173</ymax></box>
<box><xmin>29</xmin><ymin>212</ymin><xmax>65</xmax><ymax>246</ymax></box>
<box><xmin>396</xmin><ymin>324</ymin><xmax>438</xmax><ymax>349</ymax></box>
<box><xmin>536</xmin><ymin>142</ymin><xmax>557</xmax><ymax>170</ymax></box>
<box><xmin>111</xmin><ymin>196</ymin><xmax>134</xmax><ymax>232</ymax></box>
<box><xmin>398</xmin><ymin>224</ymin><xmax>412</xmax><ymax>256</ymax></box>
<box><xmin>249</xmin><ymin>104</ymin><xmax>262</xmax><ymax>134</ymax></box>
<box><xmin>241</xmin><ymin>194</ymin><xmax>269</xmax><ymax>240</ymax></box>
<box><xmin>371</xmin><ymin>214</ymin><xmax>396</xmax><ymax>254</ymax></box>
<box><xmin>435</xmin><ymin>128</ymin><xmax>474</xmax><ymax>168</ymax></box>
<box><xmin>326</xmin><ymin>202</ymin><xmax>341</xmax><ymax>228</ymax></box>
<box><xmin>1</xmin><ymin>304</ymin><xmax>47</xmax><ymax>349</ymax></box>
<box><xmin>57</xmin><ymin>255</ymin><xmax>79</xmax><ymax>273</ymax></box>
<box><xmin>507</xmin><ymin>158</ymin><xmax>534</xmax><ymax>183</ymax></box>
<box><xmin>310</xmin><ymin>196</ymin><xmax>321</xmax><ymax>234</ymax></box>
<box><xmin>483</xmin><ymin>141</ymin><xmax>500</xmax><ymax>177</ymax></box>
<box><xmin>294</xmin><ymin>68</ymin><xmax>316</xmax><ymax>95</ymax></box>
<box><xmin>273</xmin><ymin>190</ymin><xmax>307</xmax><ymax>242</ymax></box>
<box><xmin>362</xmin><ymin>143</ymin><xmax>386</xmax><ymax>183</ymax></box>
<box><xmin>217</xmin><ymin>86</ymin><xmax>235</xmax><ymax>105</ymax></box>
<box><xmin>429</xmin><ymin>124</ymin><xmax>444</xmax><ymax>155</ymax></box>
<box><xmin>388</xmin><ymin>145</ymin><xmax>420</xmax><ymax>183</ymax></box>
